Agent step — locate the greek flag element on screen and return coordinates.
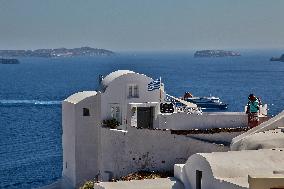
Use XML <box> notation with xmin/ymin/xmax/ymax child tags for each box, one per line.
<box><xmin>148</xmin><ymin>78</ymin><xmax>161</xmax><ymax>91</ymax></box>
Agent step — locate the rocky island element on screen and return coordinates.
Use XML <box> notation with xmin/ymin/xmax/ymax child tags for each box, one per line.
<box><xmin>0</xmin><ymin>47</ymin><xmax>114</xmax><ymax>58</ymax></box>
<box><xmin>270</xmin><ymin>54</ymin><xmax>284</xmax><ymax>62</ymax></box>
<box><xmin>0</xmin><ymin>58</ymin><xmax>20</xmax><ymax>64</ymax></box>
<box><xmin>194</xmin><ymin>50</ymin><xmax>241</xmax><ymax>57</ymax></box>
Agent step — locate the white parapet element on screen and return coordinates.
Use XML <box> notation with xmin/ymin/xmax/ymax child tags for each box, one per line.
<box><xmin>156</xmin><ymin>112</ymin><xmax>247</xmax><ymax>130</ymax></box>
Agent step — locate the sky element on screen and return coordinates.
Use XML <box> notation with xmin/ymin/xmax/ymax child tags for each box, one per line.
<box><xmin>0</xmin><ymin>0</ymin><xmax>284</xmax><ymax>51</ymax></box>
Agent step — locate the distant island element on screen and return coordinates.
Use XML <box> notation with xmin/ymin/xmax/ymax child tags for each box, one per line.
<box><xmin>0</xmin><ymin>58</ymin><xmax>20</xmax><ymax>64</ymax></box>
<box><xmin>0</xmin><ymin>47</ymin><xmax>114</xmax><ymax>58</ymax></box>
<box><xmin>270</xmin><ymin>54</ymin><xmax>284</xmax><ymax>62</ymax></box>
<box><xmin>194</xmin><ymin>50</ymin><xmax>241</xmax><ymax>57</ymax></box>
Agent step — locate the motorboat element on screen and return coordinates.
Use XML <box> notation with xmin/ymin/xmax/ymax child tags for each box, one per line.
<box><xmin>185</xmin><ymin>96</ymin><xmax>228</xmax><ymax>110</ymax></box>
<box><xmin>173</xmin><ymin>92</ymin><xmax>228</xmax><ymax>110</ymax></box>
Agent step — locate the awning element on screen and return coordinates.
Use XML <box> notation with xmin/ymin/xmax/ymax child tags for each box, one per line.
<box><xmin>166</xmin><ymin>94</ymin><xmax>197</xmax><ymax>108</ymax></box>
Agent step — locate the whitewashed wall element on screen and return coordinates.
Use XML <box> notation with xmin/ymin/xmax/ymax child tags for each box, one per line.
<box><xmin>74</xmin><ymin>94</ymin><xmax>101</xmax><ymax>187</ymax></box>
<box><xmin>155</xmin><ymin>112</ymin><xmax>247</xmax><ymax>130</ymax></box>
<box><xmin>62</xmin><ymin>101</ymin><xmax>76</xmax><ymax>187</ymax></box>
<box><xmin>97</xmin><ymin>126</ymin><xmax>229</xmax><ymax>181</ymax></box>
<box><xmin>62</xmin><ymin>93</ymin><xmax>102</xmax><ymax>188</ymax></box>
<box><xmin>63</xmin><ymin>100</ymin><xmax>246</xmax><ymax>188</ymax></box>
<box><xmin>100</xmin><ymin>73</ymin><xmax>165</xmax><ymax>124</ymax></box>
<box><xmin>61</xmin><ymin>71</ymin><xmax>252</xmax><ymax>188</ymax></box>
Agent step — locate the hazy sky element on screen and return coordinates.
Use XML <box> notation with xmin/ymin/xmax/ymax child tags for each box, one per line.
<box><xmin>0</xmin><ymin>0</ymin><xmax>284</xmax><ymax>51</ymax></box>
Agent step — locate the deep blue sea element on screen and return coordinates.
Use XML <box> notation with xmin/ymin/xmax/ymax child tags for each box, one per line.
<box><xmin>0</xmin><ymin>50</ymin><xmax>284</xmax><ymax>188</ymax></box>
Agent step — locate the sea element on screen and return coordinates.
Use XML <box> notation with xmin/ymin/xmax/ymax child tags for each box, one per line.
<box><xmin>0</xmin><ymin>50</ymin><xmax>284</xmax><ymax>188</ymax></box>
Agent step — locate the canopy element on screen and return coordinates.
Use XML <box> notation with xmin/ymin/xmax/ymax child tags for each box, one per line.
<box><xmin>166</xmin><ymin>94</ymin><xmax>197</xmax><ymax>108</ymax></box>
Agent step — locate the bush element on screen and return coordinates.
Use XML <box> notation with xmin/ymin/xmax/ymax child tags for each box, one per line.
<box><xmin>103</xmin><ymin>118</ymin><xmax>119</xmax><ymax>129</ymax></box>
<box><xmin>79</xmin><ymin>180</ymin><xmax>94</xmax><ymax>189</ymax></box>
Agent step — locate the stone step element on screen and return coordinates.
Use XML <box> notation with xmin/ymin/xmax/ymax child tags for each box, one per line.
<box><xmin>94</xmin><ymin>177</ymin><xmax>184</xmax><ymax>189</ymax></box>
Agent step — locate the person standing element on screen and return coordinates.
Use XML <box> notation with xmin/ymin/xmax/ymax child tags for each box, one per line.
<box><xmin>246</xmin><ymin>94</ymin><xmax>260</xmax><ymax>128</ymax></box>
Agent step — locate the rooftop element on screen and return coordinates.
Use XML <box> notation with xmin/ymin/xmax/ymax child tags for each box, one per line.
<box><xmin>101</xmin><ymin>70</ymin><xmax>135</xmax><ymax>88</ymax></box>
<box><xmin>64</xmin><ymin>91</ymin><xmax>97</xmax><ymax>104</ymax></box>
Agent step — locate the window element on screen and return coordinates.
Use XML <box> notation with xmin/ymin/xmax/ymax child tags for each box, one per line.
<box><xmin>110</xmin><ymin>104</ymin><xmax>121</xmax><ymax>123</ymax></box>
<box><xmin>83</xmin><ymin>108</ymin><xmax>90</xmax><ymax>116</ymax></box>
<box><xmin>128</xmin><ymin>86</ymin><xmax>133</xmax><ymax>97</ymax></box>
<box><xmin>128</xmin><ymin>84</ymin><xmax>139</xmax><ymax>98</ymax></box>
<box><xmin>134</xmin><ymin>85</ymin><xmax>139</xmax><ymax>97</ymax></box>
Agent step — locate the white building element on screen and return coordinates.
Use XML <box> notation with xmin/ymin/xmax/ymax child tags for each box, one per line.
<box><xmin>231</xmin><ymin>110</ymin><xmax>284</xmax><ymax>151</ymax></box>
<box><xmin>173</xmin><ymin>110</ymin><xmax>284</xmax><ymax>189</ymax></box>
<box><xmin>174</xmin><ymin>148</ymin><xmax>284</xmax><ymax>189</ymax></box>
<box><xmin>62</xmin><ymin>70</ymin><xmax>252</xmax><ymax>188</ymax></box>
<box><xmin>92</xmin><ymin>110</ymin><xmax>284</xmax><ymax>189</ymax></box>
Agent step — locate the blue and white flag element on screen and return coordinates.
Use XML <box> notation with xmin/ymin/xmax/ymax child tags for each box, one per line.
<box><xmin>148</xmin><ymin>78</ymin><xmax>161</xmax><ymax>91</ymax></box>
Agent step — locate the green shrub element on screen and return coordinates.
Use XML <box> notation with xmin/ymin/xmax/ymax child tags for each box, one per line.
<box><xmin>103</xmin><ymin>118</ymin><xmax>119</xmax><ymax>129</ymax></box>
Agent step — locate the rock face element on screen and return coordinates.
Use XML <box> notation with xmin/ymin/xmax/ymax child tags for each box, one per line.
<box><xmin>194</xmin><ymin>50</ymin><xmax>241</xmax><ymax>57</ymax></box>
<box><xmin>0</xmin><ymin>47</ymin><xmax>114</xmax><ymax>58</ymax></box>
<box><xmin>270</xmin><ymin>54</ymin><xmax>284</xmax><ymax>62</ymax></box>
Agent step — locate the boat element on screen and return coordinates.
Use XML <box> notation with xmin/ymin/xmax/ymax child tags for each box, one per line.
<box><xmin>173</xmin><ymin>92</ymin><xmax>228</xmax><ymax>110</ymax></box>
<box><xmin>185</xmin><ymin>96</ymin><xmax>228</xmax><ymax>110</ymax></box>
<box><xmin>0</xmin><ymin>58</ymin><xmax>20</xmax><ymax>64</ymax></box>
<box><xmin>270</xmin><ymin>54</ymin><xmax>284</xmax><ymax>62</ymax></box>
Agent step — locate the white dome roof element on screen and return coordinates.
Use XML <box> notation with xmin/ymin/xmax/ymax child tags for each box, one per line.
<box><xmin>101</xmin><ymin>70</ymin><xmax>135</xmax><ymax>87</ymax></box>
<box><xmin>65</xmin><ymin>91</ymin><xmax>97</xmax><ymax>104</ymax></box>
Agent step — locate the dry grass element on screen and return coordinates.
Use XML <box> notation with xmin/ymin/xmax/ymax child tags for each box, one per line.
<box><xmin>79</xmin><ymin>180</ymin><xmax>94</xmax><ymax>189</ymax></box>
<box><xmin>119</xmin><ymin>171</ymin><xmax>172</xmax><ymax>181</ymax></box>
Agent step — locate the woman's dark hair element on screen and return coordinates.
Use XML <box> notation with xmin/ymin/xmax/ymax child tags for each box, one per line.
<box><xmin>248</xmin><ymin>94</ymin><xmax>255</xmax><ymax>100</ymax></box>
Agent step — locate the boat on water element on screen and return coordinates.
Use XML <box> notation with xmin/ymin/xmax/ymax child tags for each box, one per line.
<box><xmin>0</xmin><ymin>58</ymin><xmax>20</xmax><ymax>64</ymax></box>
<box><xmin>185</xmin><ymin>96</ymin><xmax>228</xmax><ymax>110</ymax></box>
<box><xmin>270</xmin><ymin>54</ymin><xmax>284</xmax><ymax>62</ymax></box>
<box><xmin>173</xmin><ymin>92</ymin><xmax>228</xmax><ymax>110</ymax></box>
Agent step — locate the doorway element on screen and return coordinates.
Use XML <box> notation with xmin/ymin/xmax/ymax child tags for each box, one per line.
<box><xmin>196</xmin><ymin>170</ymin><xmax>202</xmax><ymax>189</ymax></box>
<box><xmin>137</xmin><ymin>107</ymin><xmax>154</xmax><ymax>129</ymax></box>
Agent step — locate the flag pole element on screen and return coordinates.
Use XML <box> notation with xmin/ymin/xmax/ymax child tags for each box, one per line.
<box><xmin>159</xmin><ymin>76</ymin><xmax>162</xmax><ymax>103</ymax></box>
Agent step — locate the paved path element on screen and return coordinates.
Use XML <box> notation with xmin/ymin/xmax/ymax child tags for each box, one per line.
<box><xmin>94</xmin><ymin>177</ymin><xmax>184</xmax><ymax>189</ymax></box>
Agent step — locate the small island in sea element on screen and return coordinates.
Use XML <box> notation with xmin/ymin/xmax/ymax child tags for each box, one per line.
<box><xmin>270</xmin><ymin>54</ymin><xmax>284</xmax><ymax>62</ymax></box>
<box><xmin>194</xmin><ymin>50</ymin><xmax>241</xmax><ymax>57</ymax></box>
<box><xmin>0</xmin><ymin>47</ymin><xmax>114</xmax><ymax>58</ymax></box>
<box><xmin>0</xmin><ymin>58</ymin><xmax>20</xmax><ymax>64</ymax></box>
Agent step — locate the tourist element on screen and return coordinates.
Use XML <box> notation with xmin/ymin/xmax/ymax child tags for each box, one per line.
<box><xmin>246</xmin><ymin>94</ymin><xmax>260</xmax><ymax>128</ymax></box>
